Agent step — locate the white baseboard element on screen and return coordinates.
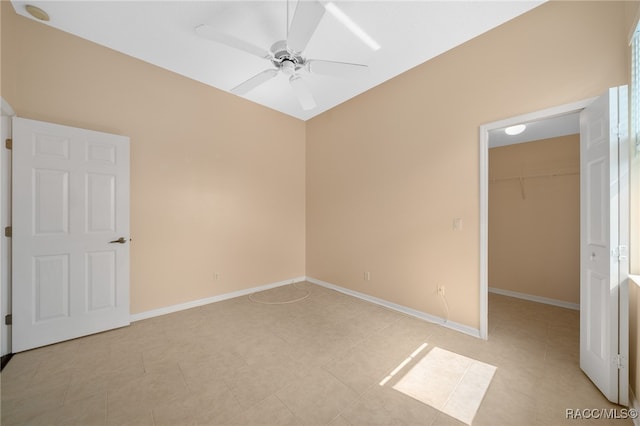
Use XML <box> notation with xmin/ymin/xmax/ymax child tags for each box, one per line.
<box><xmin>488</xmin><ymin>287</ymin><xmax>579</xmax><ymax>311</ymax></box>
<box><xmin>631</xmin><ymin>389</ymin><xmax>640</xmax><ymax>426</ymax></box>
<box><xmin>306</xmin><ymin>277</ymin><xmax>481</xmax><ymax>338</ymax></box>
<box><xmin>130</xmin><ymin>276</ymin><xmax>306</xmax><ymax>322</ymax></box>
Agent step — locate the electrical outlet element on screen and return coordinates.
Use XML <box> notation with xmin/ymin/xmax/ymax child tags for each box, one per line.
<box><xmin>437</xmin><ymin>285</ymin><xmax>445</xmax><ymax>296</ymax></box>
<box><xmin>364</xmin><ymin>271</ymin><xmax>371</xmax><ymax>281</ymax></box>
<box><xmin>214</xmin><ymin>272</ymin><xmax>220</xmax><ymax>281</ymax></box>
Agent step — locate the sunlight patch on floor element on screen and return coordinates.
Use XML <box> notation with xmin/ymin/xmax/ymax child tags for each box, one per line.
<box><xmin>379</xmin><ymin>343</ymin><xmax>429</xmax><ymax>386</ymax></box>
<box><xmin>391</xmin><ymin>346</ymin><xmax>497</xmax><ymax>425</ymax></box>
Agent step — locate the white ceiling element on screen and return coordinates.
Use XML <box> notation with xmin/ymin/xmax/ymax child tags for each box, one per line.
<box><xmin>10</xmin><ymin>1</ymin><xmax>544</xmax><ymax>121</ymax></box>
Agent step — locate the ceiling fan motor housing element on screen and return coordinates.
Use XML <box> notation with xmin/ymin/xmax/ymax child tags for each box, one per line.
<box><xmin>270</xmin><ymin>40</ymin><xmax>305</xmax><ymax>74</ymax></box>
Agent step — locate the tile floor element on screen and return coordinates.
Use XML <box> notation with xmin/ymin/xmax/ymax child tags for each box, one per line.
<box><xmin>0</xmin><ymin>282</ymin><xmax>632</xmax><ymax>425</ymax></box>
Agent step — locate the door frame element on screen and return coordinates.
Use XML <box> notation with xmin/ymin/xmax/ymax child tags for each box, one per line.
<box><xmin>0</xmin><ymin>98</ymin><xmax>14</xmax><ymax>360</ymax></box>
<box><xmin>478</xmin><ymin>97</ymin><xmax>597</xmax><ymax>340</ymax></box>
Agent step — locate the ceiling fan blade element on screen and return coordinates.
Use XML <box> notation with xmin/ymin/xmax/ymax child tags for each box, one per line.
<box><xmin>287</xmin><ymin>0</ymin><xmax>325</xmax><ymax>55</ymax></box>
<box><xmin>307</xmin><ymin>59</ymin><xmax>369</xmax><ymax>77</ymax></box>
<box><xmin>195</xmin><ymin>25</ymin><xmax>271</xmax><ymax>59</ymax></box>
<box><xmin>231</xmin><ymin>69</ymin><xmax>279</xmax><ymax>95</ymax></box>
<box><xmin>289</xmin><ymin>76</ymin><xmax>316</xmax><ymax>110</ymax></box>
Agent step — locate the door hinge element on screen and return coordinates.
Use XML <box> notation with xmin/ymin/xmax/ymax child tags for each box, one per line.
<box><xmin>4</xmin><ymin>226</ymin><xmax>11</xmax><ymax>237</ymax></box>
<box><xmin>5</xmin><ymin>314</ymin><xmax>11</xmax><ymax>325</ymax></box>
<box><xmin>612</xmin><ymin>245</ymin><xmax>628</xmax><ymax>262</ymax></box>
<box><xmin>5</xmin><ymin>138</ymin><xmax>11</xmax><ymax>150</ymax></box>
<box><xmin>614</xmin><ymin>354</ymin><xmax>626</xmax><ymax>369</ymax></box>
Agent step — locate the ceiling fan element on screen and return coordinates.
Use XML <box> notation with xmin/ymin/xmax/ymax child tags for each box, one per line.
<box><xmin>195</xmin><ymin>0</ymin><xmax>369</xmax><ymax>110</ymax></box>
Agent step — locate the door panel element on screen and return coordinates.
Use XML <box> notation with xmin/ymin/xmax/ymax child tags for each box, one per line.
<box><xmin>586</xmin><ymin>159</ymin><xmax>606</xmax><ymax>246</ymax></box>
<box><xmin>585</xmin><ymin>270</ymin><xmax>606</xmax><ymax>358</ymax></box>
<box><xmin>12</xmin><ymin>117</ymin><xmax>130</xmax><ymax>352</ymax></box>
<box><xmin>35</xmin><ymin>169</ymin><xmax>70</xmax><ymax>234</ymax></box>
<box><xmin>34</xmin><ymin>254</ymin><xmax>70</xmax><ymax>322</ymax></box>
<box><xmin>86</xmin><ymin>250</ymin><xmax>116</xmax><ymax>311</ymax></box>
<box><xmin>87</xmin><ymin>173</ymin><xmax>116</xmax><ymax>232</ymax></box>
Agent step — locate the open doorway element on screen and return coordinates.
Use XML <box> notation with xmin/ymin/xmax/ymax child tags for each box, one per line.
<box><xmin>478</xmin><ymin>98</ymin><xmax>596</xmax><ymax>339</ymax></box>
<box><xmin>487</xmin><ymin>113</ymin><xmax>581</xmax><ymax>310</ymax></box>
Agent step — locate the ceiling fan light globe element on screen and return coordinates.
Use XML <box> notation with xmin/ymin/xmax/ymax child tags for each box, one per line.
<box><xmin>281</xmin><ymin>60</ymin><xmax>296</xmax><ymax>76</ymax></box>
<box><xmin>289</xmin><ymin>75</ymin><xmax>317</xmax><ymax>110</ymax></box>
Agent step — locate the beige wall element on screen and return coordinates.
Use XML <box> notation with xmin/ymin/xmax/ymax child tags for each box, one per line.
<box><xmin>488</xmin><ymin>135</ymin><xmax>580</xmax><ymax>304</ymax></box>
<box><xmin>306</xmin><ymin>1</ymin><xmax>629</xmax><ymax>329</ymax></box>
<box><xmin>0</xmin><ymin>3</ymin><xmax>306</xmax><ymax>314</ymax></box>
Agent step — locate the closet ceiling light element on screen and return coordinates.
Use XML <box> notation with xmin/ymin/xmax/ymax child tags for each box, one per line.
<box><xmin>505</xmin><ymin>124</ymin><xmax>526</xmax><ymax>135</ymax></box>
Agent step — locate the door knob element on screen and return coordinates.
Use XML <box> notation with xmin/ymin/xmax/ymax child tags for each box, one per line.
<box><xmin>109</xmin><ymin>237</ymin><xmax>127</xmax><ymax>244</ymax></box>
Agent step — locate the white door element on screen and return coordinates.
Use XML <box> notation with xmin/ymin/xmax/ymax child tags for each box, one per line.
<box><xmin>580</xmin><ymin>86</ymin><xmax>629</xmax><ymax>405</ymax></box>
<box><xmin>12</xmin><ymin>117</ymin><xmax>130</xmax><ymax>353</ymax></box>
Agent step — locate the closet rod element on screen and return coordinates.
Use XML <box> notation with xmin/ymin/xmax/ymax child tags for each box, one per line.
<box><xmin>490</xmin><ymin>170</ymin><xmax>578</xmax><ymax>183</ymax></box>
